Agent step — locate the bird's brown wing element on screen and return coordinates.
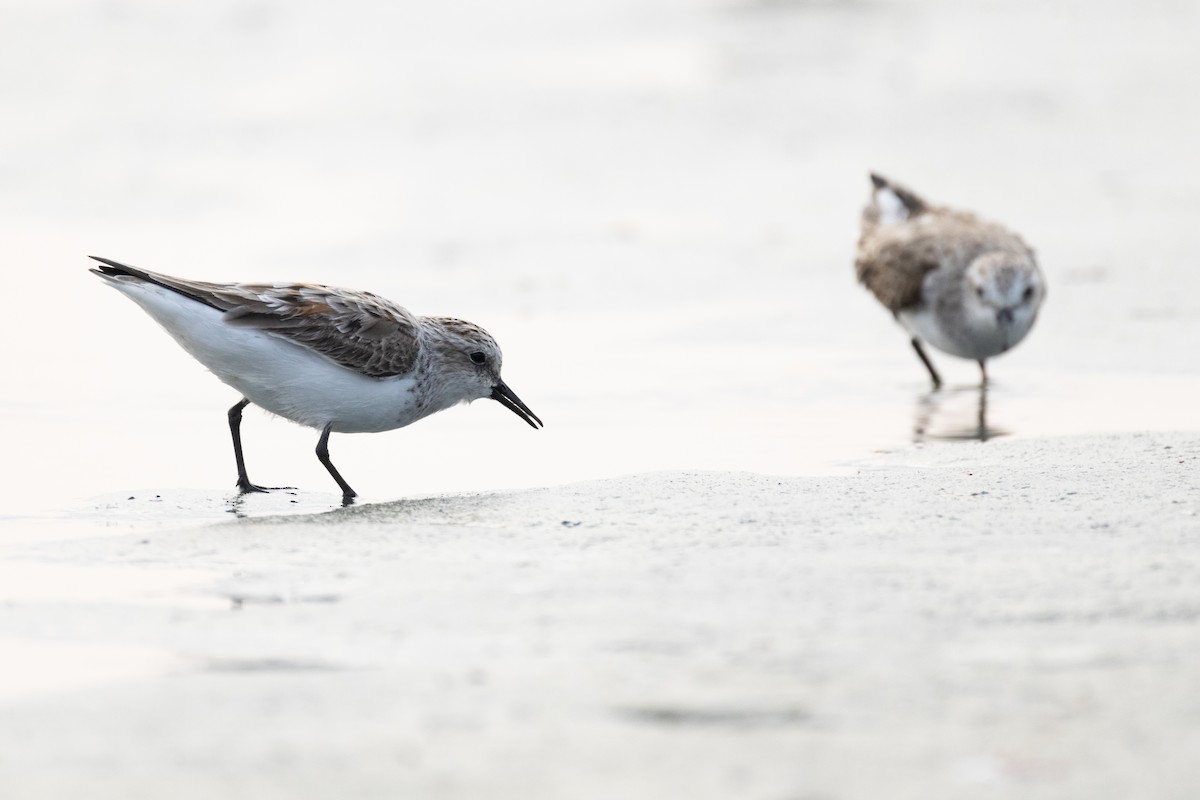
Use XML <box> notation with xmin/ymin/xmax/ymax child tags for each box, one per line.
<box><xmin>90</xmin><ymin>256</ymin><xmax>420</xmax><ymax>377</ymax></box>
<box><xmin>218</xmin><ymin>284</ymin><xmax>420</xmax><ymax>378</ymax></box>
<box><xmin>855</xmin><ymin>209</ymin><xmax>1031</xmax><ymax>312</ymax></box>
<box><xmin>855</xmin><ymin>224</ymin><xmax>944</xmax><ymax>312</ymax></box>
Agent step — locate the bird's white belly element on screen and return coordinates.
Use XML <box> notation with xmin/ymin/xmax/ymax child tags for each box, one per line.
<box><xmin>897</xmin><ymin>306</ymin><xmax>1012</xmax><ymax>361</ymax></box>
<box><xmin>111</xmin><ymin>281</ymin><xmax>423</xmax><ymax>433</ymax></box>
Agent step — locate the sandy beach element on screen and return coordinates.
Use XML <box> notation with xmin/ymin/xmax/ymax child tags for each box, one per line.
<box><xmin>2</xmin><ymin>0</ymin><xmax>1199</xmax><ymax>797</ymax></box>
<box><xmin>2</xmin><ymin>433</ymin><xmax>1199</xmax><ymax>799</ymax></box>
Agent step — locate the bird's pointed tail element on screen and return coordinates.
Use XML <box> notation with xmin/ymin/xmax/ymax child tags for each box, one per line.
<box><xmin>863</xmin><ymin>172</ymin><xmax>929</xmax><ymax>228</ymax></box>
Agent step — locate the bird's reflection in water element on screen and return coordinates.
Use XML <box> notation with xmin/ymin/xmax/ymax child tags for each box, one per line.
<box><xmin>227</xmin><ymin>493</ymin><xmax>248</xmax><ymax>519</ymax></box>
<box><xmin>913</xmin><ymin>383</ymin><xmax>1009</xmax><ymax>443</ymax></box>
<box><xmin>225</xmin><ymin>487</ymin><xmax>312</xmax><ymax>519</ymax></box>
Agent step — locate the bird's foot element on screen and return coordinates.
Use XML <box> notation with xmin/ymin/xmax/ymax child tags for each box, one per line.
<box><xmin>236</xmin><ymin>481</ymin><xmax>295</xmax><ymax>494</ymax></box>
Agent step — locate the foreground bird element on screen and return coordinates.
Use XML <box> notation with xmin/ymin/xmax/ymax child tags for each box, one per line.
<box><xmin>855</xmin><ymin>173</ymin><xmax>1046</xmax><ymax>388</ymax></box>
<box><xmin>90</xmin><ymin>256</ymin><xmax>542</xmax><ymax>501</ymax></box>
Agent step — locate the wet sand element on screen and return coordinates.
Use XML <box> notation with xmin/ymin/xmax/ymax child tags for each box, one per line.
<box><xmin>2</xmin><ymin>432</ymin><xmax>1199</xmax><ymax>799</ymax></box>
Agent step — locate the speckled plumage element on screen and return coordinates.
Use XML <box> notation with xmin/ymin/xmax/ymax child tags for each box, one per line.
<box><xmin>90</xmin><ymin>256</ymin><xmax>541</xmax><ymax>500</ymax></box>
<box><xmin>97</xmin><ymin>267</ymin><xmax>424</xmax><ymax>378</ymax></box>
<box><xmin>854</xmin><ymin>173</ymin><xmax>1046</xmax><ymax>386</ymax></box>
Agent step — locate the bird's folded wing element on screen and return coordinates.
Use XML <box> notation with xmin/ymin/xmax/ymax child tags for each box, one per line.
<box><xmin>90</xmin><ymin>256</ymin><xmax>421</xmax><ymax>378</ymax></box>
<box><xmin>855</xmin><ymin>229</ymin><xmax>942</xmax><ymax>312</ymax></box>
<box><xmin>216</xmin><ymin>284</ymin><xmax>421</xmax><ymax>378</ymax></box>
<box><xmin>856</xmin><ymin>212</ymin><xmax>1031</xmax><ymax>313</ymax></box>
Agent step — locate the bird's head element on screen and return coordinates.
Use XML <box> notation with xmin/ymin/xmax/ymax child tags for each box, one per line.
<box><xmin>424</xmin><ymin>318</ymin><xmax>542</xmax><ymax>429</ymax></box>
<box><xmin>965</xmin><ymin>251</ymin><xmax>1046</xmax><ymax>348</ymax></box>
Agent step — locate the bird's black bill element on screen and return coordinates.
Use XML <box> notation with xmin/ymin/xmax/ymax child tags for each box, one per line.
<box><xmin>491</xmin><ymin>381</ymin><xmax>543</xmax><ymax>429</ymax></box>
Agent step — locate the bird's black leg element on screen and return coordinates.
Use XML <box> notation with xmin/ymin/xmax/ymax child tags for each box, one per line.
<box><xmin>977</xmin><ymin>381</ymin><xmax>990</xmax><ymax>441</ymax></box>
<box><xmin>228</xmin><ymin>398</ymin><xmax>267</xmax><ymax>494</ymax></box>
<box><xmin>911</xmin><ymin>338</ymin><xmax>942</xmax><ymax>390</ymax></box>
<box><xmin>978</xmin><ymin>360</ymin><xmax>989</xmax><ymax>387</ymax></box>
<box><xmin>316</xmin><ymin>422</ymin><xmax>357</xmax><ymax>502</ymax></box>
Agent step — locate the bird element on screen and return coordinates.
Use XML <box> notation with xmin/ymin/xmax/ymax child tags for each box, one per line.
<box><xmin>854</xmin><ymin>173</ymin><xmax>1046</xmax><ymax>388</ymax></box>
<box><xmin>90</xmin><ymin>256</ymin><xmax>542</xmax><ymax>502</ymax></box>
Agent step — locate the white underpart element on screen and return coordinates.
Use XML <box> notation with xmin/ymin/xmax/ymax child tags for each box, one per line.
<box><xmin>100</xmin><ymin>277</ymin><xmax>421</xmax><ymax>433</ymax></box>
<box><xmin>874</xmin><ymin>187</ymin><xmax>909</xmax><ymax>226</ymax></box>
<box><xmin>896</xmin><ymin>306</ymin><xmax>1006</xmax><ymax>360</ymax></box>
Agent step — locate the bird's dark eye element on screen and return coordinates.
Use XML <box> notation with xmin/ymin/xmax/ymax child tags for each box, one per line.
<box><xmin>976</xmin><ymin>287</ymin><xmax>985</xmax><ymax>298</ymax></box>
<box><xmin>469</xmin><ymin>352</ymin><xmax>487</xmax><ymax>365</ymax></box>
<box><xmin>1022</xmin><ymin>286</ymin><xmax>1034</xmax><ymax>302</ymax></box>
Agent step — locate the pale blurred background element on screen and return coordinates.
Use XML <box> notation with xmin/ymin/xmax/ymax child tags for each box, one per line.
<box><xmin>1</xmin><ymin>0</ymin><xmax>1198</xmax><ymax>514</ymax></box>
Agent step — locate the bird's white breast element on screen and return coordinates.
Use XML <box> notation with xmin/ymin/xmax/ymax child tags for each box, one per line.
<box><xmin>898</xmin><ymin>303</ymin><xmax>1027</xmax><ymax>361</ymax></box>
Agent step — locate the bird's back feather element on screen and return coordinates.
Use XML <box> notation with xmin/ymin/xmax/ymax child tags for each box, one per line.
<box><xmin>90</xmin><ymin>256</ymin><xmax>421</xmax><ymax>378</ymax></box>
